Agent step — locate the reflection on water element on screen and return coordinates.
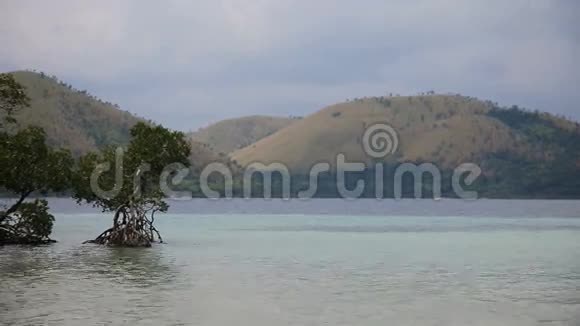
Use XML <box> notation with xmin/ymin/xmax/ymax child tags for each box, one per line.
<box><xmin>71</xmin><ymin>246</ymin><xmax>177</xmax><ymax>287</ymax></box>
<box><xmin>1</xmin><ymin>200</ymin><xmax>580</xmax><ymax>325</ymax></box>
<box><xmin>0</xmin><ymin>244</ymin><xmax>186</xmax><ymax>326</ymax></box>
<box><xmin>0</xmin><ymin>245</ymin><xmax>177</xmax><ymax>285</ymax></box>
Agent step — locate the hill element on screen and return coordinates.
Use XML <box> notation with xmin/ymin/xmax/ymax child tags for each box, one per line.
<box><xmin>232</xmin><ymin>95</ymin><xmax>579</xmax><ymax>170</ymax></box>
<box><xmin>188</xmin><ymin>139</ymin><xmax>239</xmax><ymax>173</ymax></box>
<box><xmin>6</xmin><ymin>70</ymin><xmax>579</xmax><ymax>198</ymax></box>
<box><xmin>231</xmin><ymin>95</ymin><xmax>580</xmax><ymax>197</ymax></box>
<box><xmin>234</xmin><ymin>96</ymin><xmax>504</xmax><ymax>169</ymax></box>
<box><xmin>190</xmin><ymin>115</ymin><xmax>297</xmax><ymax>154</ymax></box>
<box><xmin>8</xmin><ymin>71</ymin><xmax>144</xmax><ymax>155</ymax></box>
<box><xmin>6</xmin><ymin>70</ymin><xmax>237</xmax><ymax>177</ymax></box>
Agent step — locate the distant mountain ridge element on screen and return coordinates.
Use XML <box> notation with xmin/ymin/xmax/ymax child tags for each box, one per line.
<box><xmin>189</xmin><ymin>115</ymin><xmax>297</xmax><ymax>154</ymax></box>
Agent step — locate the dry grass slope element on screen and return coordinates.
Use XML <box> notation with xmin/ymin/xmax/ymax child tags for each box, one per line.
<box><xmin>8</xmin><ymin>71</ymin><xmax>238</xmax><ymax>170</ymax></box>
<box><xmin>10</xmin><ymin>71</ymin><xmax>143</xmax><ymax>156</ymax></box>
<box><xmin>190</xmin><ymin>115</ymin><xmax>296</xmax><ymax>154</ymax></box>
<box><xmin>231</xmin><ymin>95</ymin><xmax>569</xmax><ymax>172</ymax></box>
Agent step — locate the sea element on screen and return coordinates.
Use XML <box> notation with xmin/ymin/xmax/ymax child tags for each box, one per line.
<box><xmin>1</xmin><ymin>198</ymin><xmax>579</xmax><ymax>325</ymax></box>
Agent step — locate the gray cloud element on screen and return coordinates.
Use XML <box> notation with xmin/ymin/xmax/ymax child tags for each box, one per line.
<box><xmin>1</xmin><ymin>0</ymin><xmax>578</xmax><ymax>130</ymax></box>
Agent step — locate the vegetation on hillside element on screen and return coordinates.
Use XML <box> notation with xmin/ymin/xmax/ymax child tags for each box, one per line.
<box><xmin>0</xmin><ymin>73</ymin><xmax>29</xmax><ymax>126</ymax></box>
<box><xmin>478</xmin><ymin>106</ymin><xmax>580</xmax><ymax>198</ymax></box>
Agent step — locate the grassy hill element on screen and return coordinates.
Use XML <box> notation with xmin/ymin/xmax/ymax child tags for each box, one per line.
<box><xmin>230</xmin><ymin>95</ymin><xmax>580</xmax><ymax>197</ymax></box>
<box><xmin>232</xmin><ymin>95</ymin><xmax>580</xmax><ymax>170</ymax></box>
<box><xmin>190</xmin><ymin>115</ymin><xmax>297</xmax><ymax>154</ymax></box>
<box><xmin>7</xmin><ymin>70</ymin><xmax>239</xmax><ymax>180</ymax></box>
<box><xmin>233</xmin><ymin>96</ymin><xmax>502</xmax><ymax>169</ymax></box>
<box><xmin>8</xmin><ymin>70</ymin><xmax>236</xmax><ymax>171</ymax></box>
<box><xmin>7</xmin><ymin>70</ymin><xmax>579</xmax><ymax>197</ymax></box>
<box><xmin>188</xmin><ymin>139</ymin><xmax>239</xmax><ymax>172</ymax></box>
<box><xmin>9</xmin><ymin>71</ymin><xmax>144</xmax><ymax>155</ymax></box>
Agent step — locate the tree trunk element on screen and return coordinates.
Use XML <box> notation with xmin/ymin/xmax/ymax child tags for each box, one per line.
<box><xmin>0</xmin><ymin>190</ymin><xmax>32</xmax><ymax>224</ymax></box>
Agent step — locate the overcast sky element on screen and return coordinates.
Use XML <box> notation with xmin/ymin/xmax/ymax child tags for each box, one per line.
<box><xmin>1</xmin><ymin>0</ymin><xmax>578</xmax><ymax>131</ymax></box>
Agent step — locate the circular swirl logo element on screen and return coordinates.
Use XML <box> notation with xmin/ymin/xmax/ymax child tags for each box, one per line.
<box><xmin>362</xmin><ymin>123</ymin><xmax>399</xmax><ymax>158</ymax></box>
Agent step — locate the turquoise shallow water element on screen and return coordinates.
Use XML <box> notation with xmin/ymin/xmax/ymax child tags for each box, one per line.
<box><xmin>1</xmin><ymin>199</ymin><xmax>580</xmax><ymax>325</ymax></box>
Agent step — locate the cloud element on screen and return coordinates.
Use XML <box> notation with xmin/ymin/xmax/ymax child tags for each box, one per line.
<box><xmin>0</xmin><ymin>0</ymin><xmax>578</xmax><ymax>129</ymax></box>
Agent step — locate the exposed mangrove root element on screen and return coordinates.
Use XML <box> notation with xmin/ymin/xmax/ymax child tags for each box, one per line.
<box><xmin>84</xmin><ymin>203</ymin><xmax>164</xmax><ymax>247</ymax></box>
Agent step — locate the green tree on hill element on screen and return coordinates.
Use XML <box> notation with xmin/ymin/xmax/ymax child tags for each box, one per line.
<box><xmin>0</xmin><ymin>73</ymin><xmax>29</xmax><ymax>126</ymax></box>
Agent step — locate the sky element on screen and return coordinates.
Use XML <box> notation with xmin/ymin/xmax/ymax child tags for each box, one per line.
<box><xmin>1</xmin><ymin>0</ymin><xmax>579</xmax><ymax>131</ymax></box>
